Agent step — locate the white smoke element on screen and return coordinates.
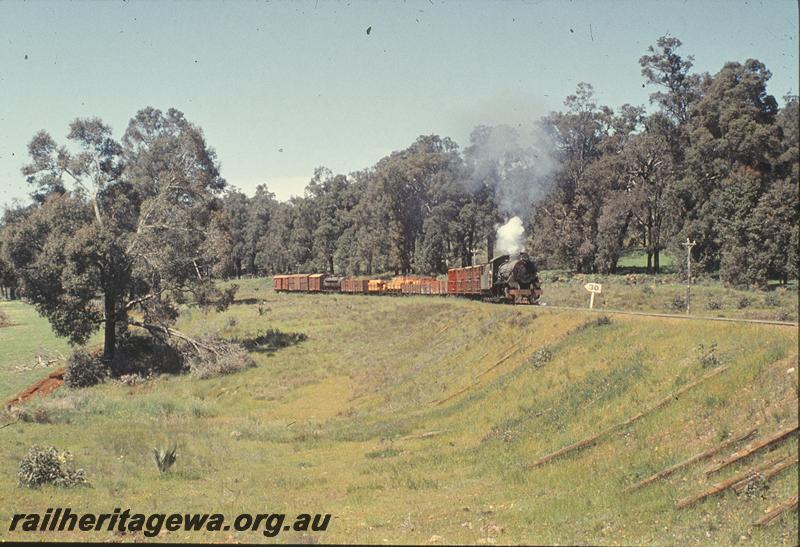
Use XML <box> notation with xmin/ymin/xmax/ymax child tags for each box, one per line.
<box><xmin>496</xmin><ymin>216</ymin><xmax>525</xmax><ymax>255</ymax></box>
<box><xmin>464</xmin><ymin>122</ymin><xmax>556</xmax><ymax>217</ymax></box>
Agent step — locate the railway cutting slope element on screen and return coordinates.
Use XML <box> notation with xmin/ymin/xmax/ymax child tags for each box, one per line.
<box><xmin>0</xmin><ymin>278</ymin><xmax>797</xmax><ymax>544</ymax></box>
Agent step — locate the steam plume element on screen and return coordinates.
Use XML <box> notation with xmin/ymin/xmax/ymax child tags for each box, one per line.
<box><xmin>465</xmin><ymin>122</ymin><xmax>556</xmax><ymax>217</ymax></box>
<box><xmin>496</xmin><ymin>216</ymin><xmax>525</xmax><ymax>255</ymax></box>
<box><xmin>464</xmin><ymin>121</ymin><xmax>556</xmax><ymax>256</ymax></box>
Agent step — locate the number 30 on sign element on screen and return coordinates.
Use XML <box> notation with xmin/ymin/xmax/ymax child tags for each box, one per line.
<box><xmin>584</xmin><ymin>283</ymin><xmax>602</xmax><ymax>308</ymax></box>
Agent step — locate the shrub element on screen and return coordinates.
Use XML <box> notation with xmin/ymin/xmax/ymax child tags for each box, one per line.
<box><xmin>365</xmin><ymin>447</ymin><xmax>402</xmax><ymax>459</ymax></box>
<box><xmin>737</xmin><ymin>296</ymin><xmax>751</xmax><ymax>309</ymax></box>
<box><xmin>763</xmin><ymin>292</ymin><xmax>780</xmax><ymax>307</ymax></box>
<box><xmin>115</xmin><ymin>374</ymin><xmax>152</xmax><ymax>386</ymax></box>
<box><xmin>110</xmin><ymin>334</ymin><xmax>184</xmax><ymax>378</ymax></box>
<box><xmin>705</xmin><ymin>298</ymin><xmax>722</xmax><ymax>310</ymax></box>
<box><xmin>17</xmin><ymin>445</ymin><xmax>88</xmax><ymax>488</ymax></box>
<box><xmin>697</xmin><ymin>343</ymin><xmax>720</xmax><ymax>368</ymax></box>
<box><xmin>230</xmin><ymin>329</ymin><xmax>308</xmax><ymax>353</ymax></box>
<box><xmin>64</xmin><ymin>349</ymin><xmax>107</xmax><ymax>388</ymax></box>
<box><xmin>593</xmin><ymin>315</ymin><xmax>612</xmax><ymax>327</ymax></box>
<box><xmin>741</xmin><ymin>473</ymin><xmax>769</xmax><ymax>500</ymax></box>
<box><xmin>0</xmin><ymin>308</ymin><xmax>9</xmax><ymax>327</ymax></box>
<box><xmin>775</xmin><ymin>310</ymin><xmax>793</xmax><ymax>322</ymax></box>
<box><xmin>530</xmin><ymin>347</ymin><xmax>552</xmax><ymax>368</ymax></box>
<box><xmin>153</xmin><ymin>445</ymin><xmax>177</xmax><ymax>474</ymax></box>
<box><xmin>188</xmin><ymin>341</ymin><xmax>255</xmax><ymax>379</ymax></box>
<box><xmin>641</xmin><ymin>285</ymin><xmax>654</xmax><ymax>296</ymax></box>
<box><xmin>668</xmin><ymin>296</ymin><xmax>686</xmax><ymax>312</ymax></box>
<box><xmin>18</xmin><ymin>407</ymin><xmax>52</xmax><ymax>424</ymax></box>
<box><xmin>571</xmin><ymin>315</ymin><xmax>612</xmax><ymax>333</ymax></box>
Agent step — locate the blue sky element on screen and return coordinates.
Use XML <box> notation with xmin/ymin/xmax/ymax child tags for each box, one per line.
<box><xmin>1</xmin><ymin>0</ymin><xmax>797</xmax><ymax>207</ymax></box>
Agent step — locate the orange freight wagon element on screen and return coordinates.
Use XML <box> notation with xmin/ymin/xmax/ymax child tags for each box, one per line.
<box><xmin>308</xmin><ymin>273</ymin><xmax>325</xmax><ymax>292</ymax></box>
<box><xmin>273</xmin><ymin>275</ymin><xmax>288</xmax><ymax>291</ymax></box>
<box><xmin>447</xmin><ymin>265</ymin><xmax>483</xmax><ymax>295</ymax></box>
<box><xmin>368</xmin><ymin>279</ymin><xmax>386</xmax><ymax>293</ymax></box>
<box><xmin>341</xmin><ymin>278</ymin><xmax>369</xmax><ymax>293</ymax></box>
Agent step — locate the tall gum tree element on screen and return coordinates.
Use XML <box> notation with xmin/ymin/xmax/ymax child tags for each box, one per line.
<box><xmin>3</xmin><ymin>107</ymin><xmax>233</xmax><ymax>360</ymax></box>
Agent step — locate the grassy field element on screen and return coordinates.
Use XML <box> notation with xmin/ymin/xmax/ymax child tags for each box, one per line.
<box><xmin>538</xmin><ymin>271</ymin><xmax>797</xmax><ymax>322</ymax></box>
<box><xmin>0</xmin><ymin>301</ymin><xmax>101</xmax><ymax>402</ymax></box>
<box><xmin>0</xmin><ymin>278</ymin><xmax>797</xmax><ymax>544</ymax></box>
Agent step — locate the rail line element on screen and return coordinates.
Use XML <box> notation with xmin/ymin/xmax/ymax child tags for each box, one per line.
<box><xmin>536</xmin><ymin>303</ymin><xmax>798</xmax><ymax>328</ymax></box>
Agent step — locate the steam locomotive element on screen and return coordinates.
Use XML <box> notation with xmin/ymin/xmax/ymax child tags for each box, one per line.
<box><xmin>274</xmin><ymin>252</ymin><xmax>543</xmax><ymax>305</ymax></box>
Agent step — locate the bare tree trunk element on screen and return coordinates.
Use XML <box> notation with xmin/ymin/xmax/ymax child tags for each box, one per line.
<box><xmin>654</xmin><ymin>250</ymin><xmax>660</xmax><ymax>273</ymax></box>
<box><xmin>104</xmin><ymin>293</ymin><xmax>116</xmax><ymax>360</ymax></box>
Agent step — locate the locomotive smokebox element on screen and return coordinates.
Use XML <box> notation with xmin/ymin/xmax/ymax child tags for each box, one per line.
<box><xmin>490</xmin><ymin>252</ymin><xmax>542</xmax><ymax>304</ymax></box>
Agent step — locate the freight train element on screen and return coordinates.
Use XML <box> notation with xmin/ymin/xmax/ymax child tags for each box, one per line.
<box><xmin>273</xmin><ymin>252</ymin><xmax>543</xmax><ymax>304</ymax></box>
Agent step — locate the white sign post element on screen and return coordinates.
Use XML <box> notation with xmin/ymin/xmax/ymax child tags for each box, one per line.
<box><xmin>584</xmin><ymin>282</ymin><xmax>602</xmax><ymax>309</ymax></box>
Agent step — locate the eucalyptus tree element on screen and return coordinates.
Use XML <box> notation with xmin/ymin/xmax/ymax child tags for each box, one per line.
<box><xmin>3</xmin><ymin>107</ymin><xmax>233</xmax><ymax>360</ymax></box>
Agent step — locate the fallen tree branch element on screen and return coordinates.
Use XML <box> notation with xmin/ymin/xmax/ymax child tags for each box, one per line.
<box><xmin>0</xmin><ymin>419</ymin><xmax>19</xmax><ymax>430</ymax></box>
<box><xmin>432</xmin><ymin>381</ymin><xmax>479</xmax><ymax>406</ymax></box>
<box><xmin>704</xmin><ymin>424</ymin><xmax>799</xmax><ymax>475</ymax></box>
<box><xmin>754</xmin><ymin>494</ymin><xmax>799</xmax><ymax>527</ymax></box>
<box><xmin>731</xmin><ymin>455</ymin><xmax>798</xmax><ymax>494</ymax></box>
<box><xmin>676</xmin><ymin>454</ymin><xmax>796</xmax><ymax>509</ymax></box>
<box><xmin>128</xmin><ymin>320</ymin><xmax>220</xmax><ymax>356</ymax></box>
<box><xmin>429</xmin><ymin>343</ymin><xmax>523</xmax><ymax>407</ymax></box>
<box><xmin>476</xmin><ymin>346</ymin><xmax>522</xmax><ymax>379</ymax></box>
<box><xmin>398</xmin><ymin>430</ymin><xmax>450</xmax><ymax>441</ymax></box>
<box><xmin>530</xmin><ymin>364</ymin><xmax>730</xmax><ymax>468</ymax></box>
<box><xmin>624</xmin><ymin>428</ymin><xmax>758</xmax><ymax>493</ymax></box>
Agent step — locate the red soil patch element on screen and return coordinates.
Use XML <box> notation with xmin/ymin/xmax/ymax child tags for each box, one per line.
<box><xmin>5</xmin><ymin>367</ymin><xmax>65</xmax><ymax>408</ymax></box>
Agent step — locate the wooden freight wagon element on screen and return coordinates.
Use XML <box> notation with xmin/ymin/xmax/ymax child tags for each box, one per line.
<box><xmin>286</xmin><ymin>274</ymin><xmax>310</xmax><ymax>292</ymax></box>
<box><xmin>368</xmin><ymin>279</ymin><xmax>386</xmax><ymax>293</ymax></box>
<box><xmin>341</xmin><ymin>278</ymin><xmax>369</xmax><ymax>293</ymax></box>
<box><xmin>400</xmin><ymin>277</ymin><xmax>439</xmax><ymax>295</ymax></box>
<box><xmin>273</xmin><ymin>275</ymin><xmax>288</xmax><ymax>292</ymax></box>
<box><xmin>447</xmin><ymin>265</ymin><xmax>486</xmax><ymax>295</ymax></box>
<box><xmin>308</xmin><ymin>273</ymin><xmax>325</xmax><ymax>292</ymax></box>
<box><xmin>385</xmin><ymin>276</ymin><xmax>411</xmax><ymax>294</ymax></box>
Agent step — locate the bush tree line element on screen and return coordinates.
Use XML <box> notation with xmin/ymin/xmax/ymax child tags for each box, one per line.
<box><xmin>0</xmin><ymin>36</ymin><xmax>797</xmax><ymax>364</ymax></box>
<box><xmin>208</xmin><ymin>36</ymin><xmax>798</xmax><ymax>286</ymax></box>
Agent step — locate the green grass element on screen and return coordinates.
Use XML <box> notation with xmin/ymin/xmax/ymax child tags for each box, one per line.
<box><xmin>616</xmin><ymin>249</ymin><xmax>676</xmax><ymax>270</ymax></box>
<box><xmin>0</xmin><ymin>278</ymin><xmax>797</xmax><ymax>544</ymax></box>
<box><xmin>538</xmin><ymin>270</ymin><xmax>798</xmax><ymax>322</ymax></box>
<box><xmin>0</xmin><ymin>301</ymin><xmax>101</xmax><ymax>402</ymax></box>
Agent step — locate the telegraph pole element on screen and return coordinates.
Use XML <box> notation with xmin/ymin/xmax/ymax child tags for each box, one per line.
<box><xmin>683</xmin><ymin>238</ymin><xmax>696</xmax><ymax>315</ymax></box>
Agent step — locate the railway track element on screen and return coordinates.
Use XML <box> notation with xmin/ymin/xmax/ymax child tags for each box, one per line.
<box><xmin>536</xmin><ymin>303</ymin><xmax>798</xmax><ymax>328</ymax></box>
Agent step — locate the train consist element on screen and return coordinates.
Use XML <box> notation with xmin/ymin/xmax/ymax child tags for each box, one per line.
<box><xmin>273</xmin><ymin>253</ymin><xmax>543</xmax><ymax>304</ymax></box>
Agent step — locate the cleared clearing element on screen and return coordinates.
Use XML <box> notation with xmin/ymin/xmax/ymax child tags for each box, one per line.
<box><xmin>0</xmin><ymin>278</ymin><xmax>797</xmax><ymax>544</ymax></box>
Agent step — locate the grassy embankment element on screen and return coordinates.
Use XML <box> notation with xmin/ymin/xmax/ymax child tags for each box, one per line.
<box><xmin>0</xmin><ymin>277</ymin><xmax>797</xmax><ymax>544</ymax></box>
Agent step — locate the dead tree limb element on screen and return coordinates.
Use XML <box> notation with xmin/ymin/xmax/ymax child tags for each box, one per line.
<box><xmin>704</xmin><ymin>424</ymin><xmax>799</xmax><ymax>475</ymax></box>
<box><xmin>731</xmin><ymin>455</ymin><xmax>798</xmax><ymax>494</ymax></box>
<box><xmin>432</xmin><ymin>381</ymin><xmax>479</xmax><ymax>406</ymax></box>
<box><xmin>624</xmin><ymin>428</ymin><xmax>757</xmax><ymax>493</ymax></box>
<box><xmin>476</xmin><ymin>346</ymin><xmax>521</xmax><ymax>379</ymax></box>
<box><xmin>429</xmin><ymin>343</ymin><xmax>523</xmax><ymax>407</ymax></box>
<box><xmin>530</xmin><ymin>365</ymin><xmax>729</xmax><ymax>468</ymax></box>
<box><xmin>128</xmin><ymin>320</ymin><xmax>220</xmax><ymax>356</ymax></box>
<box><xmin>398</xmin><ymin>430</ymin><xmax>450</xmax><ymax>441</ymax></box>
<box><xmin>676</xmin><ymin>454</ymin><xmax>793</xmax><ymax>509</ymax></box>
<box><xmin>754</xmin><ymin>494</ymin><xmax>799</xmax><ymax>527</ymax></box>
